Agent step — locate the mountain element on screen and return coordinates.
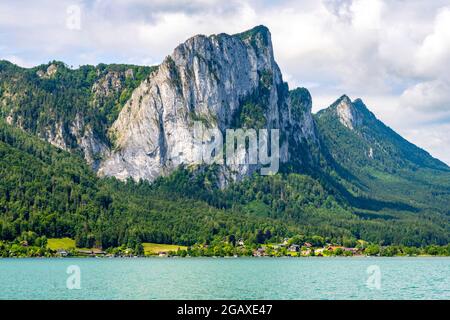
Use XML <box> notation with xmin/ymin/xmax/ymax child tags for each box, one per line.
<box><xmin>316</xmin><ymin>95</ymin><xmax>450</xmax><ymax>213</ymax></box>
<box><xmin>0</xmin><ymin>26</ymin><xmax>318</xmax><ymax>184</ymax></box>
<box><xmin>0</xmin><ymin>60</ymin><xmax>155</xmax><ymax>168</ymax></box>
<box><xmin>98</xmin><ymin>25</ymin><xmax>317</xmax><ymax>182</ymax></box>
<box><xmin>0</xmin><ymin>25</ymin><xmax>449</xmax><ymax>247</ymax></box>
<box><xmin>0</xmin><ymin>118</ymin><xmax>298</xmax><ymax>246</ymax></box>
<box><xmin>3</xmin><ymin>116</ymin><xmax>448</xmax><ymax>246</ymax></box>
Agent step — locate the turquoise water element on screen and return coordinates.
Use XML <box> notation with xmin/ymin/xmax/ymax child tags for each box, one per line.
<box><xmin>0</xmin><ymin>257</ymin><xmax>448</xmax><ymax>299</ymax></box>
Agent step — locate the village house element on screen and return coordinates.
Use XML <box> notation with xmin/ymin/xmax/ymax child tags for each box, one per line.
<box><xmin>56</xmin><ymin>249</ymin><xmax>68</xmax><ymax>257</ymax></box>
<box><xmin>289</xmin><ymin>244</ymin><xmax>300</xmax><ymax>252</ymax></box>
<box><xmin>76</xmin><ymin>249</ymin><xmax>106</xmax><ymax>257</ymax></box>
<box><xmin>327</xmin><ymin>246</ymin><xmax>344</xmax><ymax>252</ymax></box>
<box><xmin>315</xmin><ymin>248</ymin><xmax>325</xmax><ymax>256</ymax></box>
<box><xmin>253</xmin><ymin>248</ymin><xmax>266</xmax><ymax>257</ymax></box>
<box><xmin>301</xmin><ymin>249</ymin><xmax>311</xmax><ymax>256</ymax></box>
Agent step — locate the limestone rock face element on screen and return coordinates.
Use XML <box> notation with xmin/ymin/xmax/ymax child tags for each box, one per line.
<box><xmin>39</xmin><ymin>114</ymin><xmax>109</xmax><ymax>169</ymax></box>
<box><xmin>36</xmin><ymin>64</ymin><xmax>58</xmax><ymax>78</ymax></box>
<box><xmin>335</xmin><ymin>95</ymin><xmax>363</xmax><ymax>130</ymax></box>
<box><xmin>69</xmin><ymin>114</ymin><xmax>110</xmax><ymax>170</ymax></box>
<box><xmin>92</xmin><ymin>71</ymin><xmax>125</xmax><ymax>98</ymax></box>
<box><xmin>98</xmin><ymin>26</ymin><xmax>317</xmax><ymax>182</ymax></box>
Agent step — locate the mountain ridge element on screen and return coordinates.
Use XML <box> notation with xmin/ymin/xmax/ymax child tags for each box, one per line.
<box><xmin>1</xmin><ymin>25</ymin><xmax>447</xmax><ymax>174</ymax></box>
<box><xmin>0</xmin><ymin>25</ymin><xmax>449</xmax><ymax>248</ymax></box>
<box><xmin>315</xmin><ymin>95</ymin><xmax>450</xmax><ymax>215</ymax></box>
<box><xmin>97</xmin><ymin>25</ymin><xmax>318</xmax><ymax>183</ymax></box>
<box><xmin>316</xmin><ymin>95</ymin><xmax>449</xmax><ymax>171</ymax></box>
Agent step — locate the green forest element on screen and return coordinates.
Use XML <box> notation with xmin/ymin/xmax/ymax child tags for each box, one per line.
<box><xmin>0</xmin><ymin>60</ymin><xmax>154</xmax><ymax>148</ymax></box>
<box><xmin>0</xmin><ymin>61</ymin><xmax>449</xmax><ymax>256</ymax></box>
<box><xmin>1</xmin><ymin>117</ymin><xmax>449</xmax><ymax>253</ymax></box>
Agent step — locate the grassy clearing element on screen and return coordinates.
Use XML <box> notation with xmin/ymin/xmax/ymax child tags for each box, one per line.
<box><xmin>46</xmin><ymin>239</ymin><xmax>187</xmax><ymax>255</ymax></box>
<box><xmin>47</xmin><ymin>238</ymin><xmax>76</xmax><ymax>250</ymax></box>
<box><xmin>142</xmin><ymin>243</ymin><xmax>187</xmax><ymax>255</ymax></box>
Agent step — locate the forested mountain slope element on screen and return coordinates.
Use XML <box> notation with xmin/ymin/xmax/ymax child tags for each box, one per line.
<box><xmin>0</xmin><ymin>60</ymin><xmax>155</xmax><ymax>168</ymax></box>
<box><xmin>0</xmin><ymin>25</ymin><xmax>449</xmax><ymax>248</ymax></box>
<box><xmin>2</xmin><ymin>118</ymin><xmax>448</xmax><ymax>246</ymax></box>
<box><xmin>315</xmin><ymin>95</ymin><xmax>450</xmax><ymax>214</ymax></box>
<box><xmin>0</xmin><ymin>119</ymin><xmax>302</xmax><ymax>247</ymax></box>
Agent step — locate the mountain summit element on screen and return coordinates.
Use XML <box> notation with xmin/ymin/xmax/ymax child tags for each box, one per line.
<box><xmin>331</xmin><ymin>95</ymin><xmax>363</xmax><ymax>130</ymax></box>
<box><xmin>316</xmin><ymin>96</ymin><xmax>450</xmax><ymax>212</ymax></box>
<box><xmin>98</xmin><ymin>25</ymin><xmax>317</xmax><ymax>182</ymax></box>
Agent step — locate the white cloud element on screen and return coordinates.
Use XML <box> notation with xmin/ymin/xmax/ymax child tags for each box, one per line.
<box><xmin>350</xmin><ymin>0</ymin><xmax>384</xmax><ymax>30</ymax></box>
<box><xmin>400</xmin><ymin>80</ymin><xmax>450</xmax><ymax>113</ymax></box>
<box><xmin>415</xmin><ymin>7</ymin><xmax>450</xmax><ymax>78</ymax></box>
<box><xmin>2</xmin><ymin>55</ymin><xmax>34</xmax><ymax>68</ymax></box>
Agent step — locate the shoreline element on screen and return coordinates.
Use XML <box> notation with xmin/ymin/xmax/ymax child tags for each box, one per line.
<box><xmin>3</xmin><ymin>239</ymin><xmax>449</xmax><ymax>259</ymax></box>
<box><xmin>1</xmin><ymin>255</ymin><xmax>448</xmax><ymax>259</ymax></box>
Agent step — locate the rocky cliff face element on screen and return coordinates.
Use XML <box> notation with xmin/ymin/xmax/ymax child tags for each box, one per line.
<box><xmin>98</xmin><ymin>26</ymin><xmax>317</xmax><ymax>182</ymax></box>
<box><xmin>0</xmin><ymin>60</ymin><xmax>151</xmax><ymax>169</ymax></box>
<box><xmin>35</xmin><ymin>67</ymin><xmax>127</xmax><ymax>168</ymax></box>
<box><xmin>334</xmin><ymin>95</ymin><xmax>363</xmax><ymax>130</ymax></box>
<box><xmin>0</xmin><ymin>26</ymin><xmax>319</xmax><ymax>184</ymax></box>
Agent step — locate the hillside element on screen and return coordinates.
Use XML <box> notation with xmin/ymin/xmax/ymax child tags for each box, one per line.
<box><xmin>315</xmin><ymin>95</ymin><xmax>450</xmax><ymax>213</ymax></box>
<box><xmin>0</xmin><ymin>25</ymin><xmax>449</xmax><ymax>248</ymax></box>
<box><xmin>0</xmin><ymin>60</ymin><xmax>155</xmax><ymax>168</ymax></box>
<box><xmin>0</xmin><ymin>119</ymin><xmax>302</xmax><ymax>247</ymax></box>
<box><xmin>2</xmin><ymin>117</ymin><xmax>448</xmax><ymax>246</ymax></box>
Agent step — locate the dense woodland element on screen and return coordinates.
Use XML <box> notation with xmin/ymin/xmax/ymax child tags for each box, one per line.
<box><xmin>1</xmin><ymin>118</ymin><xmax>449</xmax><ymax>250</ymax></box>
<box><xmin>0</xmin><ymin>60</ymin><xmax>154</xmax><ymax>147</ymax></box>
<box><xmin>0</xmin><ymin>61</ymin><xmax>449</xmax><ymax>252</ymax></box>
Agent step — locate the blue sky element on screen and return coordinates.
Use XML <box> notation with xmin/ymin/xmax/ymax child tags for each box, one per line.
<box><xmin>1</xmin><ymin>0</ymin><xmax>450</xmax><ymax>164</ymax></box>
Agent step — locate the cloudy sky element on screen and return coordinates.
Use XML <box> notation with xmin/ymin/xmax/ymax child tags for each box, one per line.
<box><xmin>1</xmin><ymin>0</ymin><xmax>450</xmax><ymax>164</ymax></box>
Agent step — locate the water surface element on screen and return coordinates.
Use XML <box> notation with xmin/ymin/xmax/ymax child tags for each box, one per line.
<box><xmin>0</xmin><ymin>257</ymin><xmax>448</xmax><ymax>299</ymax></box>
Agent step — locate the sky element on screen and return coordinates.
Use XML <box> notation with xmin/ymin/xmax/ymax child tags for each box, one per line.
<box><xmin>1</xmin><ymin>0</ymin><xmax>450</xmax><ymax>165</ymax></box>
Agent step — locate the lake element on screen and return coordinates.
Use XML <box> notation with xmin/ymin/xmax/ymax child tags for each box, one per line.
<box><xmin>0</xmin><ymin>257</ymin><xmax>448</xmax><ymax>299</ymax></box>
